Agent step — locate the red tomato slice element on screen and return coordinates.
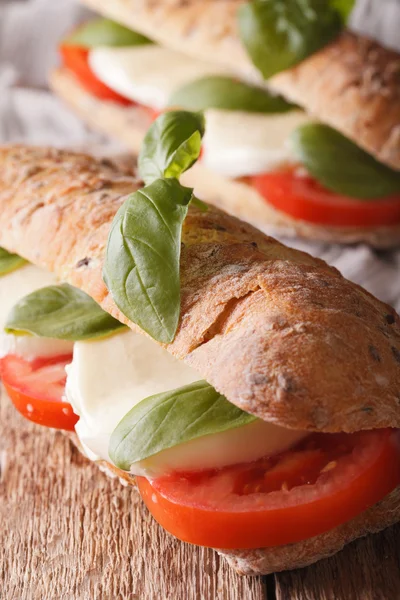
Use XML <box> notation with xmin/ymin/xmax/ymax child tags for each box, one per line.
<box><xmin>137</xmin><ymin>429</ymin><xmax>400</xmax><ymax>549</ymax></box>
<box><xmin>59</xmin><ymin>44</ymin><xmax>134</xmax><ymax>106</ymax></box>
<box><xmin>0</xmin><ymin>354</ymin><xmax>77</xmax><ymax>431</ymax></box>
<box><xmin>251</xmin><ymin>168</ymin><xmax>400</xmax><ymax>227</ymax></box>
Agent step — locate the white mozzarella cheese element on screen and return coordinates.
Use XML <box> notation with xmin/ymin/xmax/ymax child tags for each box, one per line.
<box><xmin>0</xmin><ymin>265</ymin><xmax>74</xmax><ymax>360</ymax></box>
<box><xmin>65</xmin><ymin>329</ymin><xmax>200</xmax><ymax>461</ymax></box>
<box><xmin>202</xmin><ymin>109</ymin><xmax>311</xmax><ymax>178</ymax></box>
<box><xmin>131</xmin><ymin>420</ymin><xmax>307</xmax><ymax>478</ymax></box>
<box><xmin>88</xmin><ymin>45</ymin><xmax>232</xmax><ymax>110</ymax></box>
<box><xmin>66</xmin><ymin>329</ymin><xmax>307</xmax><ymax>474</ymax></box>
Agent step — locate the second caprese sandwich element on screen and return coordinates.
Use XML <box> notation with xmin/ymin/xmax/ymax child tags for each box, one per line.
<box><xmin>50</xmin><ymin>0</ymin><xmax>400</xmax><ymax>246</ymax></box>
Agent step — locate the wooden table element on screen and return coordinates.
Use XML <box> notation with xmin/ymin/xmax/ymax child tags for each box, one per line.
<box><xmin>1</xmin><ymin>391</ymin><xmax>399</xmax><ymax>600</ymax></box>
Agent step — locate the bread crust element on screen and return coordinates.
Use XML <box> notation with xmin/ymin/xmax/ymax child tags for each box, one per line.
<box><xmin>0</xmin><ymin>144</ymin><xmax>400</xmax><ymax>433</ymax></box>
<box><xmin>79</xmin><ymin>0</ymin><xmax>400</xmax><ymax>169</ymax></box>
<box><xmin>66</xmin><ymin>431</ymin><xmax>400</xmax><ymax>576</ymax></box>
<box><xmin>50</xmin><ymin>68</ymin><xmax>400</xmax><ymax>248</ymax></box>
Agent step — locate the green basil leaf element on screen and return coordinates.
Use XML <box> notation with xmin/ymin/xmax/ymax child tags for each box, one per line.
<box><xmin>5</xmin><ymin>283</ymin><xmax>126</xmax><ymax>340</ymax></box>
<box><xmin>168</xmin><ymin>76</ymin><xmax>294</xmax><ymax>113</ymax></box>
<box><xmin>291</xmin><ymin>123</ymin><xmax>400</xmax><ymax>199</ymax></box>
<box><xmin>103</xmin><ymin>178</ymin><xmax>192</xmax><ymax>343</ymax></box>
<box><xmin>138</xmin><ymin>110</ymin><xmax>205</xmax><ymax>185</ymax></box>
<box><xmin>63</xmin><ymin>18</ymin><xmax>152</xmax><ymax>48</ymax></box>
<box><xmin>191</xmin><ymin>195</ymin><xmax>209</xmax><ymax>212</ymax></box>
<box><xmin>0</xmin><ymin>247</ymin><xmax>27</xmax><ymax>276</ymax></box>
<box><xmin>109</xmin><ymin>380</ymin><xmax>257</xmax><ymax>470</ymax></box>
<box><xmin>331</xmin><ymin>0</ymin><xmax>356</xmax><ymax>21</ymax></box>
<box><xmin>238</xmin><ymin>0</ymin><xmax>343</xmax><ymax>79</ymax></box>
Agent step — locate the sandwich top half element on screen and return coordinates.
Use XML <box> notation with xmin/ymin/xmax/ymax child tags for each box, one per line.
<box><xmin>0</xmin><ymin>112</ymin><xmax>399</xmax><ymax>556</ymax></box>
<box><xmin>50</xmin><ymin>0</ymin><xmax>400</xmax><ymax>245</ymax></box>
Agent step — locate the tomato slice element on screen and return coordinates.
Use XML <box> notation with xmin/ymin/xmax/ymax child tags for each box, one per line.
<box><xmin>0</xmin><ymin>354</ymin><xmax>77</xmax><ymax>431</ymax></box>
<box><xmin>251</xmin><ymin>168</ymin><xmax>400</xmax><ymax>227</ymax></box>
<box><xmin>59</xmin><ymin>44</ymin><xmax>134</xmax><ymax>106</ymax></box>
<box><xmin>137</xmin><ymin>429</ymin><xmax>400</xmax><ymax>549</ymax></box>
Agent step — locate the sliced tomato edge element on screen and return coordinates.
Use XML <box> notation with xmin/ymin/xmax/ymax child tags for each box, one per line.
<box><xmin>137</xmin><ymin>429</ymin><xmax>400</xmax><ymax>549</ymax></box>
<box><xmin>0</xmin><ymin>353</ymin><xmax>78</xmax><ymax>431</ymax></box>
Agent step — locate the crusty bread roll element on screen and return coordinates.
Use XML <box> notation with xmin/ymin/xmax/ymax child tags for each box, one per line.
<box><xmin>1</xmin><ymin>145</ymin><xmax>399</xmax><ymax>574</ymax></box>
<box><xmin>50</xmin><ymin>68</ymin><xmax>400</xmax><ymax>248</ymax></box>
<box><xmin>79</xmin><ymin>0</ymin><xmax>400</xmax><ymax>171</ymax></box>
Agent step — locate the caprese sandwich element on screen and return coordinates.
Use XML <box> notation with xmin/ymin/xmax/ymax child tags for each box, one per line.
<box><xmin>0</xmin><ymin>112</ymin><xmax>400</xmax><ymax>576</ymax></box>
<box><xmin>50</xmin><ymin>0</ymin><xmax>400</xmax><ymax>247</ymax></box>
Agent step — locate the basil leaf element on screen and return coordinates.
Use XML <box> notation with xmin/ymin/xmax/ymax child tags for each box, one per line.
<box><xmin>103</xmin><ymin>178</ymin><xmax>192</xmax><ymax>343</ymax></box>
<box><xmin>291</xmin><ymin>123</ymin><xmax>400</xmax><ymax>200</ymax></box>
<box><xmin>238</xmin><ymin>0</ymin><xmax>343</xmax><ymax>79</ymax></box>
<box><xmin>5</xmin><ymin>283</ymin><xmax>126</xmax><ymax>341</ymax></box>
<box><xmin>0</xmin><ymin>247</ymin><xmax>27</xmax><ymax>276</ymax></box>
<box><xmin>109</xmin><ymin>380</ymin><xmax>257</xmax><ymax>470</ymax></box>
<box><xmin>64</xmin><ymin>18</ymin><xmax>152</xmax><ymax>48</ymax></box>
<box><xmin>168</xmin><ymin>76</ymin><xmax>294</xmax><ymax>114</ymax></box>
<box><xmin>191</xmin><ymin>195</ymin><xmax>209</xmax><ymax>212</ymax></box>
<box><xmin>331</xmin><ymin>0</ymin><xmax>355</xmax><ymax>21</ymax></box>
<box><xmin>138</xmin><ymin>110</ymin><xmax>205</xmax><ymax>185</ymax></box>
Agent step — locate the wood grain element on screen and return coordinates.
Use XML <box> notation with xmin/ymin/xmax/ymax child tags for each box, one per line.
<box><xmin>0</xmin><ymin>389</ymin><xmax>266</xmax><ymax>600</ymax></box>
<box><xmin>275</xmin><ymin>521</ymin><xmax>400</xmax><ymax>600</ymax></box>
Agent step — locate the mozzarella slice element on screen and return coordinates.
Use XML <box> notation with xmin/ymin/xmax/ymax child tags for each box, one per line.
<box><xmin>0</xmin><ymin>265</ymin><xmax>74</xmax><ymax>360</ymax></box>
<box><xmin>66</xmin><ymin>329</ymin><xmax>200</xmax><ymax>461</ymax></box>
<box><xmin>202</xmin><ymin>109</ymin><xmax>311</xmax><ymax>178</ymax></box>
<box><xmin>66</xmin><ymin>329</ymin><xmax>307</xmax><ymax>474</ymax></box>
<box><xmin>88</xmin><ymin>46</ymin><xmax>233</xmax><ymax>110</ymax></box>
<box><xmin>131</xmin><ymin>420</ymin><xmax>307</xmax><ymax>478</ymax></box>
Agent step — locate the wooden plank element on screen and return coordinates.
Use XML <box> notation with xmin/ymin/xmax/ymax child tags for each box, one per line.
<box><xmin>275</xmin><ymin>524</ymin><xmax>400</xmax><ymax>600</ymax></box>
<box><xmin>0</xmin><ymin>390</ymin><xmax>267</xmax><ymax>600</ymax></box>
<box><xmin>2</xmin><ymin>386</ymin><xmax>400</xmax><ymax>600</ymax></box>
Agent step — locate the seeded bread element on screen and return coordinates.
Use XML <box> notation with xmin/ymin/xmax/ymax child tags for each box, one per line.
<box><xmin>0</xmin><ymin>145</ymin><xmax>400</xmax><ymax>433</ymax></box>
<box><xmin>50</xmin><ymin>67</ymin><xmax>400</xmax><ymax>248</ymax></box>
<box><xmin>79</xmin><ymin>0</ymin><xmax>400</xmax><ymax>170</ymax></box>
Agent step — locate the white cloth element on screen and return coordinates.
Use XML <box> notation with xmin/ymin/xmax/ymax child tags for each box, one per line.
<box><xmin>0</xmin><ymin>0</ymin><xmax>400</xmax><ymax>311</ymax></box>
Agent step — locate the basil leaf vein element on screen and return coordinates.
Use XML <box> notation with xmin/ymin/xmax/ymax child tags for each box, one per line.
<box><xmin>5</xmin><ymin>283</ymin><xmax>126</xmax><ymax>340</ymax></box>
<box><xmin>0</xmin><ymin>247</ymin><xmax>27</xmax><ymax>276</ymax></box>
<box><xmin>103</xmin><ymin>178</ymin><xmax>193</xmax><ymax>343</ymax></box>
<box><xmin>64</xmin><ymin>18</ymin><xmax>152</xmax><ymax>48</ymax></box>
<box><xmin>238</xmin><ymin>0</ymin><xmax>343</xmax><ymax>80</ymax></box>
<box><xmin>138</xmin><ymin>110</ymin><xmax>205</xmax><ymax>185</ymax></box>
<box><xmin>168</xmin><ymin>75</ymin><xmax>294</xmax><ymax>113</ymax></box>
<box><xmin>109</xmin><ymin>381</ymin><xmax>257</xmax><ymax>470</ymax></box>
<box><xmin>291</xmin><ymin>123</ymin><xmax>400</xmax><ymax>199</ymax></box>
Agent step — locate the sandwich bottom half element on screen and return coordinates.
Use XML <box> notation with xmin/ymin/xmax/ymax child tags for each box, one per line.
<box><xmin>50</xmin><ymin>67</ymin><xmax>400</xmax><ymax>249</ymax></box>
<box><xmin>66</xmin><ymin>430</ymin><xmax>400</xmax><ymax>577</ymax></box>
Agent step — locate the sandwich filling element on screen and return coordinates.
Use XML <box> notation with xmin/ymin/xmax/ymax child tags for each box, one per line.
<box><xmin>58</xmin><ymin>19</ymin><xmax>400</xmax><ymax>228</ymax></box>
<box><xmin>1</xmin><ymin>258</ymin><xmax>399</xmax><ymax>549</ymax></box>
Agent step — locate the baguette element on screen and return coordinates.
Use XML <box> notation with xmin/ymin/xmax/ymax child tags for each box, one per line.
<box><xmin>50</xmin><ymin>68</ymin><xmax>400</xmax><ymax>248</ymax></box>
<box><xmin>1</xmin><ymin>145</ymin><xmax>400</xmax><ymax>575</ymax></box>
<box><xmin>79</xmin><ymin>0</ymin><xmax>400</xmax><ymax>171</ymax></box>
